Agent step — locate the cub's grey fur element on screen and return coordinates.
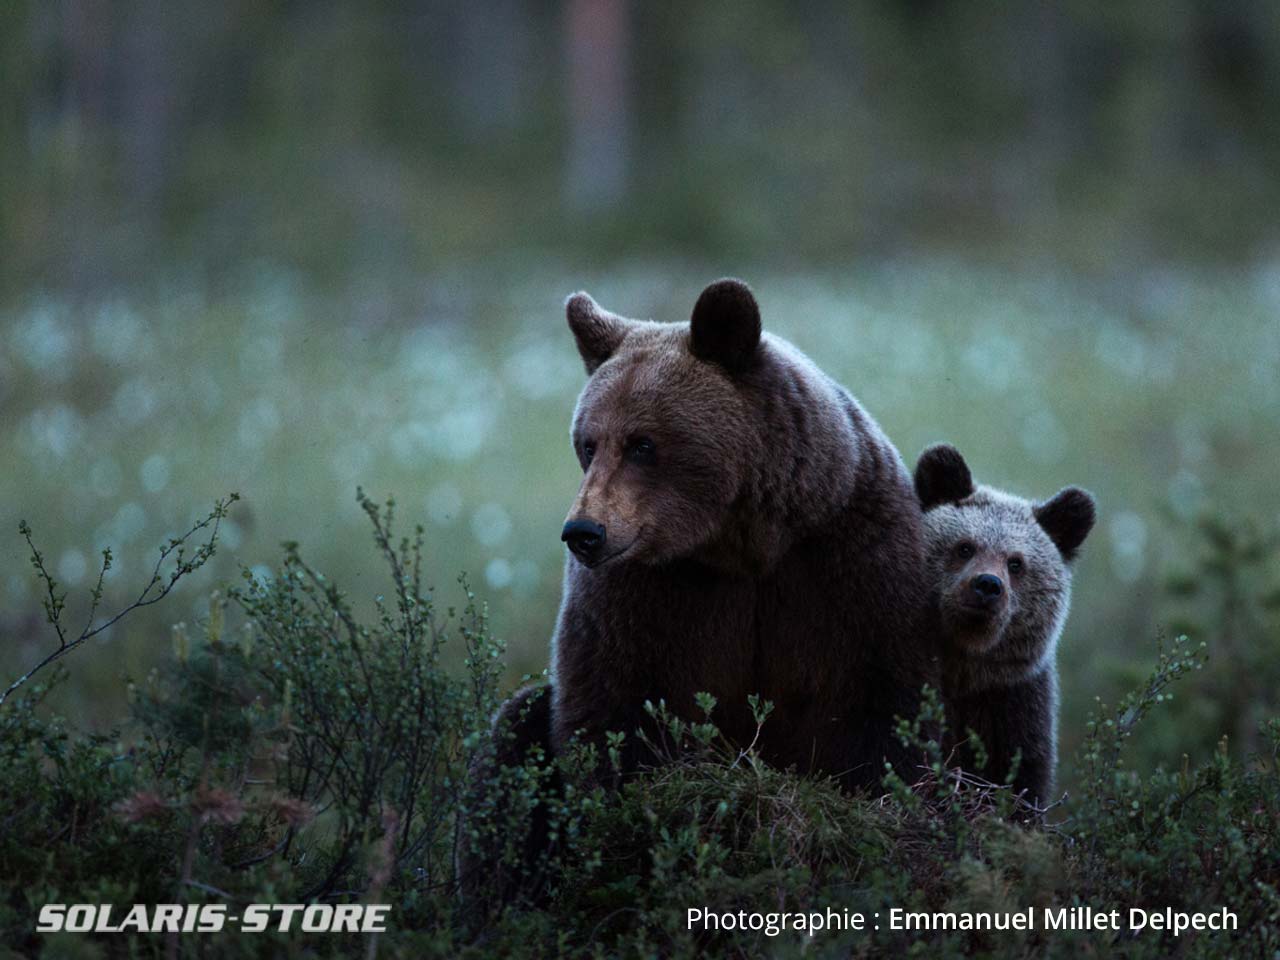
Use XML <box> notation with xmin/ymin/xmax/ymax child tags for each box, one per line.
<box><xmin>914</xmin><ymin>443</ymin><xmax>1096</xmax><ymax>807</ymax></box>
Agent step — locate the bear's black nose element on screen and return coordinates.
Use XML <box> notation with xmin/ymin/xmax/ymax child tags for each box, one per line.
<box><xmin>971</xmin><ymin>574</ymin><xmax>1004</xmax><ymax>602</ymax></box>
<box><xmin>562</xmin><ymin>519</ymin><xmax>607</xmax><ymax>563</ymax></box>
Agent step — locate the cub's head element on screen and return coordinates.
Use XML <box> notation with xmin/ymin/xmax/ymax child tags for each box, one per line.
<box><xmin>914</xmin><ymin>444</ymin><xmax>1096</xmax><ymax>661</ymax></box>
<box><xmin>560</xmin><ymin>279</ymin><xmax>765</xmax><ymax>568</ymax></box>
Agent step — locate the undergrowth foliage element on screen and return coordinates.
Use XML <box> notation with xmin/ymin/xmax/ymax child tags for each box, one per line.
<box><xmin>1</xmin><ymin>496</ymin><xmax>1278</xmax><ymax>958</ymax></box>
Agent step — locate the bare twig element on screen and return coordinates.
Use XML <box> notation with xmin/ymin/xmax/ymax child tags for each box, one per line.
<box><xmin>2</xmin><ymin>493</ymin><xmax>239</xmax><ymax>709</ymax></box>
<box><xmin>182</xmin><ymin>879</ymin><xmax>236</xmax><ymax>900</ymax></box>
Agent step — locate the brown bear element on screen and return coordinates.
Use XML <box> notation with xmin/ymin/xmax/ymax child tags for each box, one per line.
<box><xmin>913</xmin><ymin>443</ymin><xmax>1096</xmax><ymax>807</ymax></box>
<box><xmin>541</xmin><ymin>278</ymin><xmax>936</xmax><ymax>788</ymax></box>
<box><xmin>459</xmin><ymin>279</ymin><xmax>938</xmax><ymax>906</ymax></box>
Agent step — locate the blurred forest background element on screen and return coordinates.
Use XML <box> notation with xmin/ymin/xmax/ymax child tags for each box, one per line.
<box><xmin>2</xmin><ymin>0</ymin><xmax>1279</xmax><ymax>789</ymax></box>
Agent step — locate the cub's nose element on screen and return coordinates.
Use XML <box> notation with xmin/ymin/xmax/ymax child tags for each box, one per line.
<box><xmin>970</xmin><ymin>573</ymin><xmax>1004</xmax><ymax>603</ymax></box>
<box><xmin>561</xmin><ymin>519</ymin><xmax>607</xmax><ymax>563</ymax></box>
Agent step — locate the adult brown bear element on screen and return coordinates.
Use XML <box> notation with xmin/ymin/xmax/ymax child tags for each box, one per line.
<box><xmin>537</xmin><ymin>278</ymin><xmax>936</xmax><ymax>788</ymax></box>
<box><xmin>461</xmin><ymin>279</ymin><xmax>937</xmax><ymax>907</ymax></box>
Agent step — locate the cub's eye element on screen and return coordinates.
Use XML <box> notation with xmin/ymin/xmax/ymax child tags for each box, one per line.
<box><xmin>625</xmin><ymin>436</ymin><xmax>656</xmax><ymax>465</ymax></box>
<box><xmin>580</xmin><ymin>441</ymin><xmax>596</xmax><ymax>467</ymax></box>
<box><xmin>956</xmin><ymin>542</ymin><xmax>976</xmax><ymax>560</ymax></box>
<box><xmin>1007</xmin><ymin>557</ymin><xmax>1024</xmax><ymax>574</ymax></box>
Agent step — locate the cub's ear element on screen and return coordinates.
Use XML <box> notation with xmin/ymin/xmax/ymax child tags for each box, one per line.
<box><xmin>914</xmin><ymin>443</ymin><xmax>975</xmax><ymax>510</ymax></box>
<box><xmin>566</xmin><ymin>292</ymin><xmax>630</xmax><ymax>374</ymax></box>
<box><xmin>690</xmin><ymin>278</ymin><xmax>762</xmax><ymax>374</ymax></box>
<box><xmin>1035</xmin><ymin>486</ymin><xmax>1096</xmax><ymax>561</ymax></box>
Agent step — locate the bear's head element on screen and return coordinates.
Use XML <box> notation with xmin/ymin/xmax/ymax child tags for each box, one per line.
<box><xmin>560</xmin><ymin>279</ymin><xmax>767</xmax><ymax>569</ymax></box>
<box><xmin>914</xmin><ymin>443</ymin><xmax>1096</xmax><ymax>661</ymax></box>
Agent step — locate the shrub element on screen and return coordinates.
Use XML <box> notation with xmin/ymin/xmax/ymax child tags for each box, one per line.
<box><xmin>2</xmin><ymin>492</ymin><xmax>507</xmax><ymax>956</ymax></box>
<box><xmin>1161</xmin><ymin>508</ymin><xmax>1280</xmax><ymax>759</ymax></box>
<box><xmin>2</xmin><ymin>495</ymin><xmax>1278</xmax><ymax>958</ymax></box>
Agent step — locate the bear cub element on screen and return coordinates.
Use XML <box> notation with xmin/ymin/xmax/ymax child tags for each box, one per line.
<box><xmin>913</xmin><ymin>443</ymin><xmax>1096</xmax><ymax>807</ymax></box>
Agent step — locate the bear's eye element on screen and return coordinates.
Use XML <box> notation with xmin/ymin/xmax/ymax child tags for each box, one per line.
<box><xmin>581</xmin><ymin>441</ymin><xmax>596</xmax><ymax>467</ymax></box>
<box><xmin>956</xmin><ymin>542</ymin><xmax>976</xmax><ymax>560</ymax></box>
<box><xmin>625</xmin><ymin>436</ymin><xmax>656</xmax><ymax>466</ymax></box>
<box><xmin>1007</xmin><ymin>557</ymin><xmax>1024</xmax><ymax>574</ymax></box>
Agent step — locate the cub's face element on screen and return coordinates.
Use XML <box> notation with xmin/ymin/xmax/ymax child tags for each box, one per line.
<box><xmin>914</xmin><ymin>444</ymin><xmax>1096</xmax><ymax>660</ymax></box>
<box><xmin>560</xmin><ymin>280</ymin><xmax>763</xmax><ymax>568</ymax></box>
<box><xmin>923</xmin><ymin>493</ymin><xmax>1071</xmax><ymax>655</ymax></box>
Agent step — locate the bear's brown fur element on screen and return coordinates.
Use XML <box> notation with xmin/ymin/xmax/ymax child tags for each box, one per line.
<box><xmin>539</xmin><ymin>279</ymin><xmax>936</xmax><ymax>788</ymax></box>
<box><xmin>913</xmin><ymin>443</ymin><xmax>1096</xmax><ymax>806</ymax></box>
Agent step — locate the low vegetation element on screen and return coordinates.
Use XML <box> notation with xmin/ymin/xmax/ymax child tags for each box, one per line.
<box><xmin>2</xmin><ymin>492</ymin><xmax>1277</xmax><ymax>958</ymax></box>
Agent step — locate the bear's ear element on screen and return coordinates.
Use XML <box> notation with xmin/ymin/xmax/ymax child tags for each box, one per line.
<box><xmin>690</xmin><ymin>278</ymin><xmax>762</xmax><ymax>374</ymax></box>
<box><xmin>566</xmin><ymin>292</ymin><xmax>630</xmax><ymax>374</ymax></box>
<box><xmin>914</xmin><ymin>443</ymin><xmax>975</xmax><ymax>511</ymax></box>
<box><xmin>1034</xmin><ymin>486</ymin><xmax>1096</xmax><ymax>561</ymax></box>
